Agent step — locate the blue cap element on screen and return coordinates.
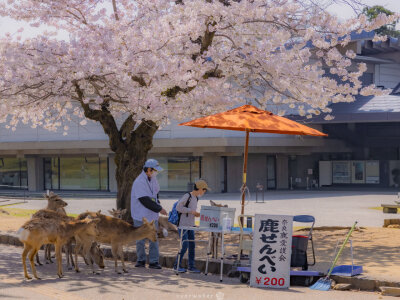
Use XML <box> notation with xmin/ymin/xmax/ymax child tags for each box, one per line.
<box><xmin>144</xmin><ymin>159</ymin><xmax>163</xmax><ymax>172</ymax></box>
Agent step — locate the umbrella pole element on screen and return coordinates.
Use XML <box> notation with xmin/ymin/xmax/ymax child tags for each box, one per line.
<box><xmin>241</xmin><ymin>129</ymin><xmax>250</xmax><ymax>217</ymax></box>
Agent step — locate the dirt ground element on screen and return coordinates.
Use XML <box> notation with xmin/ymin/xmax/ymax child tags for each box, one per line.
<box><xmin>1</xmin><ymin>244</ymin><xmax>391</xmax><ymax>300</ymax></box>
<box><xmin>0</xmin><ymin>213</ymin><xmax>26</xmax><ymax>232</ymax></box>
<box><xmin>2</xmin><ymin>209</ymin><xmax>400</xmax><ymax>282</ymax></box>
<box><xmin>158</xmin><ymin>227</ymin><xmax>400</xmax><ymax>282</ymax></box>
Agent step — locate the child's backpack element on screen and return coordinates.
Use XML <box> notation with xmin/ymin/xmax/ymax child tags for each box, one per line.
<box><xmin>168</xmin><ymin>193</ymin><xmax>192</xmax><ymax>226</ymax></box>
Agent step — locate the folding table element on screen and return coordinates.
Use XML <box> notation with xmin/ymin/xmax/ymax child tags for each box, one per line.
<box><xmin>175</xmin><ymin>226</ymin><xmax>253</xmax><ymax>282</ymax></box>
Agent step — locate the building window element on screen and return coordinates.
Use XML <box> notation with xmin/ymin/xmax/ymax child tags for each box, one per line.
<box><xmin>156</xmin><ymin>157</ymin><xmax>201</xmax><ymax>191</ymax></box>
<box><xmin>44</xmin><ymin>156</ymin><xmax>108</xmax><ymax>191</ymax></box>
<box><xmin>0</xmin><ymin>158</ymin><xmax>28</xmax><ymax>189</ymax></box>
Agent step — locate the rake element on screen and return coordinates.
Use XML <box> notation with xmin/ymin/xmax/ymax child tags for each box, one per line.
<box><xmin>309</xmin><ymin>221</ymin><xmax>358</xmax><ymax>291</ymax></box>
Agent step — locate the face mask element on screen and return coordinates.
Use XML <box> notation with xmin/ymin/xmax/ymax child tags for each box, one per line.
<box><xmin>151</xmin><ymin>171</ymin><xmax>158</xmax><ymax>178</ymax></box>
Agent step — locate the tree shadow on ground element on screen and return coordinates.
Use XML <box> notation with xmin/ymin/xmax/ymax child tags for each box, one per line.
<box><xmin>0</xmin><ymin>245</ymin><xmax>305</xmax><ymax>297</ymax></box>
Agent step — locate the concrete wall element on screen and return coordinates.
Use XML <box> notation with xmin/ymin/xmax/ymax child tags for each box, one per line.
<box><xmin>0</xmin><ymin>118</ymin><xmax>108</xmax><ymax>143</ymax></box>
<box><xmin>246</xmin><ymin>154</ymin><xmax>267</xmax><ymax>192</ymax></box>
<box><xmin>375</xmin><ymin>64</ymin><xmax>400</xmax><ymax>89</ymax></box>
<box><xmin>108</xmin><ymin>155</ymin><xmax>117</xmax><ymax>193</ymax></box>
<box><xmin>226</xmin><ymin>154</ymin><xmax>270</xmax><ymax>193</ymax></box>
<box><xmin>27</xmin><ymin>156</ymin><xmax>43</xmax><ymax>192</ymax></box>
<box><xmin>288</xmin><ymin>155</ymin><xmax>319</xmax><ymax>188</ymax></box>
<box><xmin>0</xmin><ymin>117</ymin><xmax>310</xmax><ymax>144</ymax></box>
<box><xmin>227</xmin><ymin>156</ymin><xmax>243</xmax><ymax>193</ymax></box>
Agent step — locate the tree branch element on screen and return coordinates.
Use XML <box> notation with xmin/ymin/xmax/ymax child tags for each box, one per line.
<box><xmin>120</xmin><ymin>115</ymin><xmax>136</xmax><ymax>144</ymax></box>
<box><xmin>162</xmin><ymin>85</ymin><xmax>195</xmax><ymax>98</ymax></box>
<box><xmin>200</xmin><ymin>25</ymin><xmax>216</xmax><ymax>55</ymax></box>
<box><xmin>112</xmin><ymin>0</ymin><xmax>119</xmax><ymax>21</ymax></box>
<box><xmin>131</xmin><ymin>75</ymin><xmax>147</xmax><ymax>87</ymax></box>
<box><xmin>73</xmin><ymin>81</ymin><xmax>123</xmax><ymax>151</ymax></box>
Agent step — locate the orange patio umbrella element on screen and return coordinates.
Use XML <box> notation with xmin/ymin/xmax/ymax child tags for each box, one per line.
<box><xmin>179</xmin><ymin>104</ymin><xmax>327</xmax><ymax>216</ymax></box>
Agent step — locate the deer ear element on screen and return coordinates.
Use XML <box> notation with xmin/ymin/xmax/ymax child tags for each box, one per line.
<box><xmin>97</xmin><ymin>210</ymin><xmax>101</xmax><ymax>214</ymax></box>
<box><xmin>108</xmin><ymin>210</ymin><xmax>112</xmax><ymax>214</ymax></box>
<box><xmin>121</xmin><ymin>209</ymin><xmax>127</xmax><ymax>214</ymax></box>
<box><xmin>142</xmin><ymin>217</ymin><xmax>148</xmax><ymax>224</ymax></box>
<box><xmin>149</xmin><ymin>220</ymin><xmax>155</xmax><ymax>225</ymax></box>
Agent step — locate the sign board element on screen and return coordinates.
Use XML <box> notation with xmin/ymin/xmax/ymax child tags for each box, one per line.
<box><xmin>250</xmin><ymin>214</ymin><xmax>293</xmax><ymax>289</ymax></box>
<box><xmin>199</xmin><ymin>206</ymin><xmax>236</xmax><ymax>230</ymax></box>
<box><xmin>307</xmin><ymin>168</ymin><xmax>313</xmax><ymax>175</ymax></box>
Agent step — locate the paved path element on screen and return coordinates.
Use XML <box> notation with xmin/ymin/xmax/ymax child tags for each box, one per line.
<box><xmin>4</xmin><ymin>190</ymin><xmax>399</xmax><ymax>227</ymax></box>
<box><xmin>0</xmin><ymin>244</ymin><xmax>393</xmax><ymax>300</ymax></box>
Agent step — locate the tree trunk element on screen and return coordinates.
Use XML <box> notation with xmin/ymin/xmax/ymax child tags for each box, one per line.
<box><xmin>114</xmin><ymin>122</ymin><xmax>157</xmax><ymax>223</ymax></box>
<box><xmin>74</xmin><ymin>82</ymin><xmax>158</xmax><ymax>222</ymax></box>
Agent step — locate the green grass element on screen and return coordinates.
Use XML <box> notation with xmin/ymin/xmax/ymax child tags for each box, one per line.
<box><xmin>369</xmin><ymin>207</ymin><xmax>383</xmax><ymax>211</ymax></box>
<box><xmin>0</xmin><ymin>206</ymin><xmax>78</xmax><ymax>218</ymax></box>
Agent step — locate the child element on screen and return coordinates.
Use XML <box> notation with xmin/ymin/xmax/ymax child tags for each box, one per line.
<box><xmin>173</xmin><ymin>179</ymin><xmax>210</xmax><ymax>273</ymax></box>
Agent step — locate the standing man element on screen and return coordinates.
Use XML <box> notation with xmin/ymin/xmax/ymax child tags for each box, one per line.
<box><xmin>131</xmin><ymin>158</ymin><xmax>167</xmax><ymax>269</ymax></box>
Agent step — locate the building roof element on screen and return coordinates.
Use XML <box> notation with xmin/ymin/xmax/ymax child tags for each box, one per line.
<box><xmin>361</xmin><ymin>37</ymin><xmax>400</xmax><ymax>55</ymax></box>
<box><xmin>354</xmin><ymin>55</ymin><xmax>394</xmax><ymax>63</ymax></box>
<box><xmin>291</xmin><ymin>94</ymin><xmax>400</xmax><ymax>124</ymax></box>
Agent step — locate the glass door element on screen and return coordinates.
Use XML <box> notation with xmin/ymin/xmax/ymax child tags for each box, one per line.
<box><xmin>220</xmin><ymin>156</ymin><xmax>227</xmax><ymax>193</ymax></box>
<box><xmin>44</xmin><ymin>157</ymin><xmax>59</xmax><ymax>190</ymax></box>
<box><xmin>266</xmin><ymin>155</ymin><xmax>276</xmax><ymax>189</ymax></box>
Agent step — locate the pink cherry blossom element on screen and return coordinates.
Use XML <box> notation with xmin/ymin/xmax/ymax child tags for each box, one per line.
<box><xmin>0</xmin><ymin>0</ymin><xmax>396</xmax><ymax>132</ymax></box>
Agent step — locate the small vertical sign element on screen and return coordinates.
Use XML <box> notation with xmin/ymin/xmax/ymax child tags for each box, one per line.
<box><xmin>250</xmin><ymin>214</ymin><xmax>293</xmax><ymax>289</ymax></box>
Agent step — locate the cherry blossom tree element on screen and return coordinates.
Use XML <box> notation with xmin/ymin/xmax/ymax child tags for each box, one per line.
<box><xmin>0</xmin><ymin>0</ymin><xmax>396</xmax><ymax>219</ymax></box>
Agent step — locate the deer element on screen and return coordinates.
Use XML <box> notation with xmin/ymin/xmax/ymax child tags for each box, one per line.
<box><xmin>72</xmin><ymin>210</ymin><xmax>106</xmax><ymax>274</ymax></box>
<box><xmin>108</xmin><ymin>208</ymin><xmax>127</xmax><ymax>219</ymax></box>
<box><xmin>209</xmin><ymin>200</ymin><xmax>228</xmax><ymax>259</ymax></box>
<box><xmin>33</xmin><ymin>209</ymin><xmax>105</xmax><ymax>273</ymax></box>
<box><xmin>18</xmin><ymin>216</ymin><xmax>100</xmax><ymax>280</ymax></box>
<box><xmin>86</xmin><ymin>243</ymin><xmax>105</xmax><ymax>271</ymax></box>
<box><xmin>34</xmin><ymin>192</ymin><xmax>68</xmax><ymax>266</ymax></box>
<box><xmin>158</xmin><ymin>216</ymin><xmax>178</xmax><ymax>238</ymax></box>
<box><xmin>77</xmin><ymin>211</ymin><xmax>157</xmax><ymax>274</ymax></box>
<box><xmin>108</xmin><ymin>209</ymin><xmax>177</xmax><ymax>238</ymax></box>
